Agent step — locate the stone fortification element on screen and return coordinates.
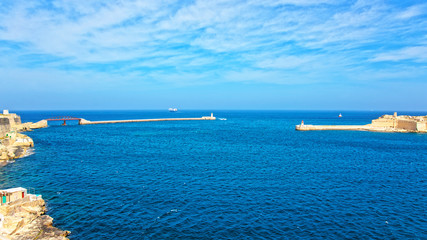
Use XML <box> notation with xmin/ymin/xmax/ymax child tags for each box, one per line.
<box><xmin>0</xmin><ymin>113</ymin><xmax>22</xmax><ymax>137</ymax></box>
<box><xmin>0</xmin><ymin>112</ymin><xmax>47</xmax><ymax>163</ymax></box>
<box><xmin>296</xmin><ymin>112</ymin><xmax>427</xmax><ymax>133</ymax></box>
<box><xmin>369</xmin><ymin>112</ymin><xmax>427</xmax><ymax>132</ymax></box>
<box><xmin>0</xmin><ymin>118</ymin><xmax>11</xmax><ymax>137</ymax></box>
<box><xmin>0</xmin><ymin>194</ymin><xmax>70</xmax><ymax>239</ymax></box>
<box><xmin>0</xmin><ymin>113</ymin><xmax>22</xmax><ymax>136</ymax></box>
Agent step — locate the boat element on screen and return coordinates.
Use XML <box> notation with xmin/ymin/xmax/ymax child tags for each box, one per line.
<box><xmin>168</xmin><ymin>108</ymin><xmax>178</xmax><ymax>112</ymax></box>
<box><xmin>339</xmin><ymin>113</ymin><xmax>342</xmax><ymax>118</ymax></box>
<box><xmin>219</xmin><ymin>118</ymin><xmax>227</xmax><ymax>120</ymax></box>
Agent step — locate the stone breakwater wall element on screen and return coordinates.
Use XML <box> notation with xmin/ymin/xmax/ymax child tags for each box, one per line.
<box><xmin>79</xmin><ymin>116</ymin><xmax>216</xmax><ymax>125</ymax></box>
<box><xmin>296</xmin><ymin>125</ymin><xmax>370</xmax><ymax>131</ymax></box>
<box><xmin>295</xmin><ymin>124</ymin><xmax>422</xmax><ymax>132</ymax></box>
<box><xmin>0</xmin><ymin>195</ymin><xmax>70</xmax><ymax>240</ymax></box>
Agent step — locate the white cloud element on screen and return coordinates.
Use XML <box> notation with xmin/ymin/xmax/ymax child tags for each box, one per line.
<box><xmin>396</xmin><ymin>4</ymin><xmax>427</xmax><ymax>19</ymax></box>
<box><xmin>248</xmin><ymin>0</ymin><xmax>339</xmax><ymax>7</ymax></box>
<box><xmin>256</xmin><ymin>56</ymin><xmax>315</xmax><ymax>69</ymax></box>
<box><xmin>370</xmin><ymin>46</ymin><xmax>427</xmax><ymax>62</ymax></box>
<box><xmin>0</xmin><ymin>0</ymin><xmax>426</xmax><ymax>87</ymax></box>
<box><xmin>223</xmin><ymin>68</ymin><xmax>325</xmax><ymax>85</ymax></box>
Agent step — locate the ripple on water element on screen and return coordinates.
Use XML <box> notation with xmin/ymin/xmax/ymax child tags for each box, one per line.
<box><xmin>1</xmin><ymin>110</ymin><xmax>426</xmax><ymax>239</ymax></box>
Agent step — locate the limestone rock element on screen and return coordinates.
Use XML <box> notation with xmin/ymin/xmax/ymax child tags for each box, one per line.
<box><xmin>0</xmin><ymin>196</ymin><xmax>70</xmax><ymax>240</ymax></box>
<box><xmin>29</xmin><ymin>120</ymin><xmax>48</xmax><ymax>129</ymax></box>
<box><xmin>0</xmin><ymin>152</ymin><xmax>7</xmax><ymax>161</ymax></box>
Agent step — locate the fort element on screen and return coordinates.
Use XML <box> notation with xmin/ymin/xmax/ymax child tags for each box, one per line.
<box><xmin>0</xmin><ymin>110</ymin><xmax>21</xmax><ymax>137</ymax></box>
<box><xmin>0</xmin><ymin>110</ymin><xmax>47</xmax><ymax>163</ymax></box>
<box><xmin>296</xmin><ymin>112</ymin><xmax>427</xmax><ymax>133</ymax></box>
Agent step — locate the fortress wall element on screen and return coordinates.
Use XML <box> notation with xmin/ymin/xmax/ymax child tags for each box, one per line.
<box><xmin>0</xmin><ymin>118</ymin><xmax>11</xmax><ymax>137</ymax></box>
<box><xmin>0</xmin><ymin>114</ymin><xmax>22</xmax><ymax>134</ymax></box>
<box><xmin>397</xmin><ymin>119</ymin><xmax>417</xmax><ymax>131</ymax></box>
<box><xmin>416</xmin><ymin>122</ymin><xmax>427</xmax><ymax>131</ymax></box>
<box><xmin>0</xmin><ymin>114</ymin><xmax>22</xmax><ymax>137</ymax></box>
<box><xmin>13</xmin><ymin>116</ymin><xmax>21</xmax><ymax>125</ymax></box>
<box><xmin>371</xmin><ymin>118</ymin><xmax>395</xmax><ymax>128</ymax></box>
<box><xmin>8</xmin><ymin>114</ymin><xmax>22</xmax><ymax>127</ymax></box>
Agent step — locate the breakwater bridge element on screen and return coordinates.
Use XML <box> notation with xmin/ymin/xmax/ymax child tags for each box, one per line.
<box><xmin>44</xmin><ymin>113</ymin><xmax>216</xmax><ymax>126</ymax></box>
<box><xmin>44</xmin><ymin>116</ymin><xmax>83</xmax><ymax>126</ymax></box>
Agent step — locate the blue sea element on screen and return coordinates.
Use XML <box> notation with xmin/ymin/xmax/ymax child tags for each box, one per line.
<box><xmin>1</xmin><ymin>110</ymin><xmax>426</xmax><ymax>239</ymax></box>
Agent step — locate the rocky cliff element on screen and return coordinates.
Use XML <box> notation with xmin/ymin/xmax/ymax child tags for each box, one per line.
<box><xmin>0</xmin><ymin>114</ymin><xmax>68</xmax><ymax>239</ymax></box>
<box><xmin>0</xmin><ymin>195</ymin><xmax>70</xmax><ymax>240</ymax></box>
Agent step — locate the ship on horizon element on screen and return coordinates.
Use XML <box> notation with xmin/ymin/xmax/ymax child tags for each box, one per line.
<box><xmin>169</xmin><ymin>108</ymin><xmax>178</xmax><ymax>112</ymax></box>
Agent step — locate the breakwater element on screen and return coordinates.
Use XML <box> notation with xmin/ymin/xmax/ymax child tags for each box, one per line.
<box><xmin>295</xmin><ymin>123</ymin><xmax>421</xmax><ymax>132</ymax></box>
<box><xmin>78</xmin><ymin>114</ymin><xmax>216</xmax><ymax>125</ymax></box>
<box><xmin>296</xmin><ymin>124</ymin><xmax>370</xmax><ymax>131</ymax></box>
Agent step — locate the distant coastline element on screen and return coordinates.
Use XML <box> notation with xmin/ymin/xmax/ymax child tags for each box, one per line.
<box><xmin>0</xmin><ymin>110</ymin><xmax>69</xmax><ymax>239</ymax></box>
<box><xmin>296</xmin><ymin>112</ymin><xmax>427</xmax><ymax>133</ymax></box>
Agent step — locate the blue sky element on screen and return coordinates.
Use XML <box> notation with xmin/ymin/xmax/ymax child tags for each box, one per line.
<box><xmin>0</xmin><ymin>0</ymin><xmax>426</xmax><ymax>110</ymax></box>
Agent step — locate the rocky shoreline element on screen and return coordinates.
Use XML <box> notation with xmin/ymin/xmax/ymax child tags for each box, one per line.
<box><xmin>0</xmin><ymin>117</ymin><xmax>47</xmax><ymax>163</ymax></box>
<box><xmin>0</xmin><ymin>195</ymin><xmax>70</xmax><ymax>240</ymax></box>
<box><xmin>0</xmin><ymin>111</ymin><xmax>70</xmax><ymax>239</ymax></box>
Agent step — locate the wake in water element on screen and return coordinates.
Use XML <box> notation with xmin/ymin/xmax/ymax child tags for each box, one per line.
<box><xmin>156</xmin><ymin>209</ymin><xmax>180</xmax><ymax>221</ymax></box>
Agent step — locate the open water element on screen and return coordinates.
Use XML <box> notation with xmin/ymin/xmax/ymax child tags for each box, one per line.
<box><xmin>1</xmin><ymin>110</ymin><xmax>426</xmax><ymax>239</ymax></box>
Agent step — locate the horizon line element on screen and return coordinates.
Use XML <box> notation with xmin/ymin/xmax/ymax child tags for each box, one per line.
<box><xmin>7</xmin><ymin>109</ymin><xmax>427</xmax><ymax>112</ymax></box>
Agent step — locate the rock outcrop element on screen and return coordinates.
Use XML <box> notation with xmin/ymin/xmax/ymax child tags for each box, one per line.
<box><xmin>0</xmin><ymin>113</ymin><xmax>47</xmax><ymax>163</ymax></box>
<box><xmin>0</xmin><ymin>195</ymin><xmax>70</xmax><ymax>240</ymax></box>
<box><xmin>29</xmin><ymin>120</ymin><xmax>48</xmax><ymax>130</ymax></box>
<box><xmin>0</xmin><ymin>133</ymin><xmax>34</xmax><ymax>162</ymax></box>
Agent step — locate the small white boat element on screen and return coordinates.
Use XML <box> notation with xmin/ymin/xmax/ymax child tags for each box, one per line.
<box><xmin>339</xmin><ymin>113</ymin><xmax>342</xmax><ymax>118</ymax></box>
<box><xmin>168</xmin><ymin>108</ymin><xmax>178</xmax><ymax>112</ymax></box>
<box><xmin>219</xmin><ymin>118</ymin><xmax>227</xmax><ymax>120</ymax></box>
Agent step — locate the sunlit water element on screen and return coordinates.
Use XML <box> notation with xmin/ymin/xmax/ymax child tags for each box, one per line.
<box><xmin>1</xmin><ymin>110</ymin><xmax>426</xmax><ymax>239</ymax></box>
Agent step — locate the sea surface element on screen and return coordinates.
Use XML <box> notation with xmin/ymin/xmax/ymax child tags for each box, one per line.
<box><xmin>1</xmin><ymin>110</ymin><xmax>426</xmax><ymax>239</ymax></box>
